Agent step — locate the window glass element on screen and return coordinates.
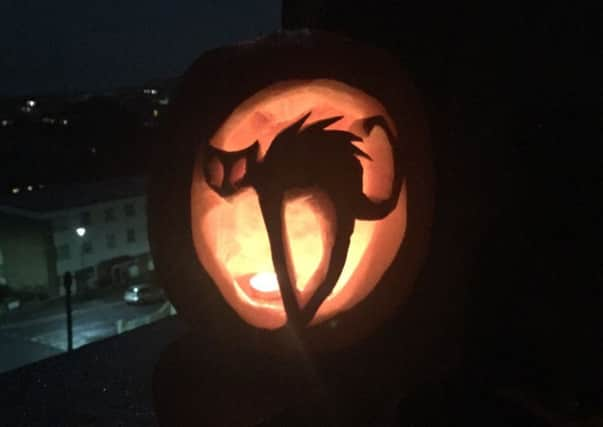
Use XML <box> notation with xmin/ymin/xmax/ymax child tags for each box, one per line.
<box><xmin>106</xmin><ymin>233</ymin><xmax>116</xmax><ymax>249</ymax></box>
<box><xmin>57</xmin><ymin>244</ymin><xmax>71</xmax><ymax>260</ymax></box>
<box><xmin>104</xmin><ymin>208</ymin><xmax>116</xmax><ymax>222</ymax></box>
<box><xmin>124</xmin><ymin>203</ymin><xmax>136</xmax><ymax>217</ymax></box>
<box><xmin>80</xmin><ymin>211</ymin><xmax>91</xmax><ymax>226</ymax></box>
<box><xmin>81</xmin><ymin>241</ymin><xmax>93</xmax><ymax>255</ymax></box>
<box><xmin>127</xmin><ymin>228</ymin><xmax>136</xmax><ymax>243</ymax></box>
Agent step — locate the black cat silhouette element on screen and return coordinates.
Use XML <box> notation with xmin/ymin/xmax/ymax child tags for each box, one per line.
<box><xmin>202</xmin><ymin>112</ymin><xmax>401</xmax><ymax>329</ymax></box>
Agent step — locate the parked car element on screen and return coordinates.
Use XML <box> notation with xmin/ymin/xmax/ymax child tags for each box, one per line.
<box><xmin>123</xmin><ymin>284</ymin><xmax>165</xmax><ymax>305</ymax></box>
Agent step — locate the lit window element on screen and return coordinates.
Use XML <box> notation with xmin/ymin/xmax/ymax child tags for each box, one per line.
<box><xmin>1</xmin><ymin>120</ymin><xmax>9</xmax><ymax>127</ymax></box>
<box><xmin>26</xmin><ymin>100</ymin><xmax>36</xmax><ymax>108</ymax></box>
<box><xmin>11</xmin><ymin>187</ymin><xmax>20</xmax><ymax>194</ymax></box>
<box><xmin>159</xmin><ymin>97</ymin><xmax>169</xmax><ymax>105</ymax></box>
<box><xmin>26</xmin><ymin>185</ymin><xmax>33</xmax><ymax>191</ymax></box>
<box><xmin>62</xmin><ymin>119</ymin><xmax>69</xmax><ymax>126</ymax></box>
<box><xmin>126</xmin><ymin>228</ymin><xmax>136</xmax><ymax>243</ymax></box>
<box><xmin>153</xmin><ymin>109</ymin><xmax>159</xmax><ymax>118</ymax></box>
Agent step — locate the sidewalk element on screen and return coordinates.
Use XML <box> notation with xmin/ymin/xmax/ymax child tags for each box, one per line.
<box><xmin>0</xmin><ymin>287</ymin><xmax>124</xmax><ymax>327</ymax></box>
<box><xmin>0</xmin><ymin>332</ymin><xmax>62</xmax><ymax>374</ymax></box>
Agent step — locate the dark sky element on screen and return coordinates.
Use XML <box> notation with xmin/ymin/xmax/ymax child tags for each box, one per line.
<box><xmin>0</xmin><ymin>1</ymin><xmax>281</xmax><ymax>96</ymax></box>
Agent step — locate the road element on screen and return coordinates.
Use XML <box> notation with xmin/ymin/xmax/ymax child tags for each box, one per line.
<box><xmin>0</xmin><ymin>289</ymin><xmax>166</xmax><ymax>374</ymax></box>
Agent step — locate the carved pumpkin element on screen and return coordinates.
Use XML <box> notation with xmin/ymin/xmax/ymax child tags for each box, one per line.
<box><xmin>192</xmin><ymin>80</ymin><xmax>405</xmax><ymax>330</ymax></box>
<box><xmin>149</xmin><ymin>30</ymin><xmax>433</xmax><ymax>350</ymax></box>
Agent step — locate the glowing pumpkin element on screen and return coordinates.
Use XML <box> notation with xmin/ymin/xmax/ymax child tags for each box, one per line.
<box><xmin>192</xmin><ymin>80</ymin><xmax>405</xmax><ymax>330</ymax></box>
<box><xmin>149</xmin><ymin>30</ymin><xmax>433</xmax><ymax>349</ymax></box>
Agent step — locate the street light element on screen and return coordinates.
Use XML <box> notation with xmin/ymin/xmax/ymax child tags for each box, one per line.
<box><xmin>75</xmin><ymin>227</ymin><xmax>88</xmax><ymax>291</ymax></box>
<box><xmin>65</xmin><ymin>226</ymin><xmax>87</xmax><ymax>352</ymax></box>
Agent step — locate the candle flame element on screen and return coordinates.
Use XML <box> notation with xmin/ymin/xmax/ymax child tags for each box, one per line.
<box><xmin>249</xmin><ymin>272</ymin><xmax>279</xmax><ymax>293</ymax></box>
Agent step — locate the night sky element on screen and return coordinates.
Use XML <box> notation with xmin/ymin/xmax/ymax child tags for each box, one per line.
<box><xmin>0</xmin><ymin>1</ymin><xmax>281</xmax><ymax>96</ymax></box>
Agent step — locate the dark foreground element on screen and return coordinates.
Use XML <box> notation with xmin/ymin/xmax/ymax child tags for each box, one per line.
<box><xmin>1</xmin><ymin>314</ymin><xmax>600</xmax><ymax>426</ymax></box>
<box><xmin>0</xmin><ymin>316</ymin><xmax>185</xmax><ymax>427</ymax></box>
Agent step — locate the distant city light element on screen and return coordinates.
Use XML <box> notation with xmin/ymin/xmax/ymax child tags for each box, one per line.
<box><xmin>90</xmin><ymin>146</ymin><xmax>97</xmax><ymax>154</ymax></box>
<box><xmin>62</xmin><ymin>119</ymin><xmax>69</xmax><ymax>126</ymax></box>
<box><xmin>11</xmin><ymin>187</ymin><xmax>20</xmax><ymax>194</ymax></box>
<box><xmin>152</xmin><ymin>109</ymin><xmax>159</xmax><ymax>118</ymax></box>
<box><xmin>26</xmin><ymin>100</ymin><xmax>36</xmax><ymax>108</ymax></box>
<box><xmin>143</xmin><ymin>88</ymin><xmax>158</xmax><ymax>95</ymax></box>
<box><xmin>1</xmin><ymin>120</ymin><xmax>9</xmax><ymax>127</ymax></box>
<box><xmin>42</xmin><ymin>117</ymin><xmax>56</xmax><ymax>124</ymax></box>
<box><xmin>26</xmin><ymin>185</ymin><xmax>33</xmax><ymax>191</ymax></box>
<box><xmin>38</xmin><ymin>184</ymin><xmax>45</xmax><ymax>189</ymax></box>
<box><xmin>159</xmin><ymin>97</ymin><xmax>169</xmax><ymax>105</ymax></box>
<box><xmin>21</xmin><ymin>106</ymin><xmax>32</xmax><ymax>113</ymax></box>
<box><xmin>75</xmin><ymin>227</ymin><xmax>86</xmax><ymax>237</ymax></box>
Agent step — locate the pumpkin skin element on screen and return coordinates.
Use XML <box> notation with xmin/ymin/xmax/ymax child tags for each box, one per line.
<box><xmin>148</xmin><ymin>30</ymin><xmax>433</xmax><ymax>350</ymax></box>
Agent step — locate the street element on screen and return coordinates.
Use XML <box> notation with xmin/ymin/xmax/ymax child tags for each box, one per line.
<box><xmin>0</xmin><ymin>289</ymin><xmax>166</xmax><ymax>374</ymax></box>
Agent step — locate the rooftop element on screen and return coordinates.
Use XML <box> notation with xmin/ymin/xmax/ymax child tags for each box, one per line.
<box><xmin>0</xmin><ymin>176</ymin><xmax>146</xmax><ymax>213</ymax></box>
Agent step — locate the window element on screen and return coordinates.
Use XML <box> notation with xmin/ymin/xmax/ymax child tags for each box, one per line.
<box><xmin>54</xmin><ymin>216</ymin><xmax>69</xmax><ymax>231</ymax></box>
<box><xmin>104</xmin><ymin>208</ymin><xmax>115</xmax><ymax>223</ymax></box>
<box><xmin>80</xmin><ymin>211</ymin><xmax>91</xmax><ymax>226</ymax></box>
<box><xmin>124</xmin><ymin>203</ymin><xmax>135</xmax><ymax>217</ymax></box>
<box><xmin>128</xmin><ymin>264</ymin><xmax>140</xmax><ymax>278</ymax></box>
<box><xmin>126</xmin><ymin>228</ymin><xmax>136</xmax><ymax>243</ymax></box>
<box><xmin>81</xmin><ymin>242</ymin><xmax>93</xmax><ymax>255</ymax></box>
<box><xmin>106</xmin><ymin>233</ymin><xmax>116</xmax><ymax>249</ymax></box>
<box><xmin>57</xmin><ymin>244</ymin><xmax>71</xmax><ymax>260</ymax></box>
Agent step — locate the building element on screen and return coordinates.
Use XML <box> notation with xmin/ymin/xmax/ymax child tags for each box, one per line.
<box><xmin>0</xmin><ymin>177</ymin><xmax>153</xmax><ymax>294</ymax></box>
<box><xmin>0</xmin><ymin>209</ymin><xmax>58</xmax><ymax>296</ymax></box>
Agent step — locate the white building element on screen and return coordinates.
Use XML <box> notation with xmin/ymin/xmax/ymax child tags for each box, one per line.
<box><xmin>0</xmin><ymin>177</ymin><xmax>153</xmax><ymax>293</ymax></box>
<box><xmin>50</xmin><ymin>194</ymin><xmax>150</xmax><ymax>280</ymax></box>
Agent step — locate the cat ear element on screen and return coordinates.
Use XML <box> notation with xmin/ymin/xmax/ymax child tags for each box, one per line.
<box><xmin>247</xmin><ymin>141</ymin><xmax>260</xmax><ymax>162</ymax></box>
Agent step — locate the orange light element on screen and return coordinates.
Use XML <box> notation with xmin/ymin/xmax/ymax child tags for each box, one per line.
<box><xmin>191</xmin><ymin>79</ymin><xmax>407</xmax><ymax>330</ymax></box>
<box><xmin>250</xmin><ymin>272</ymin><xmax>279</xmax><ymax>293</ymax></box>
